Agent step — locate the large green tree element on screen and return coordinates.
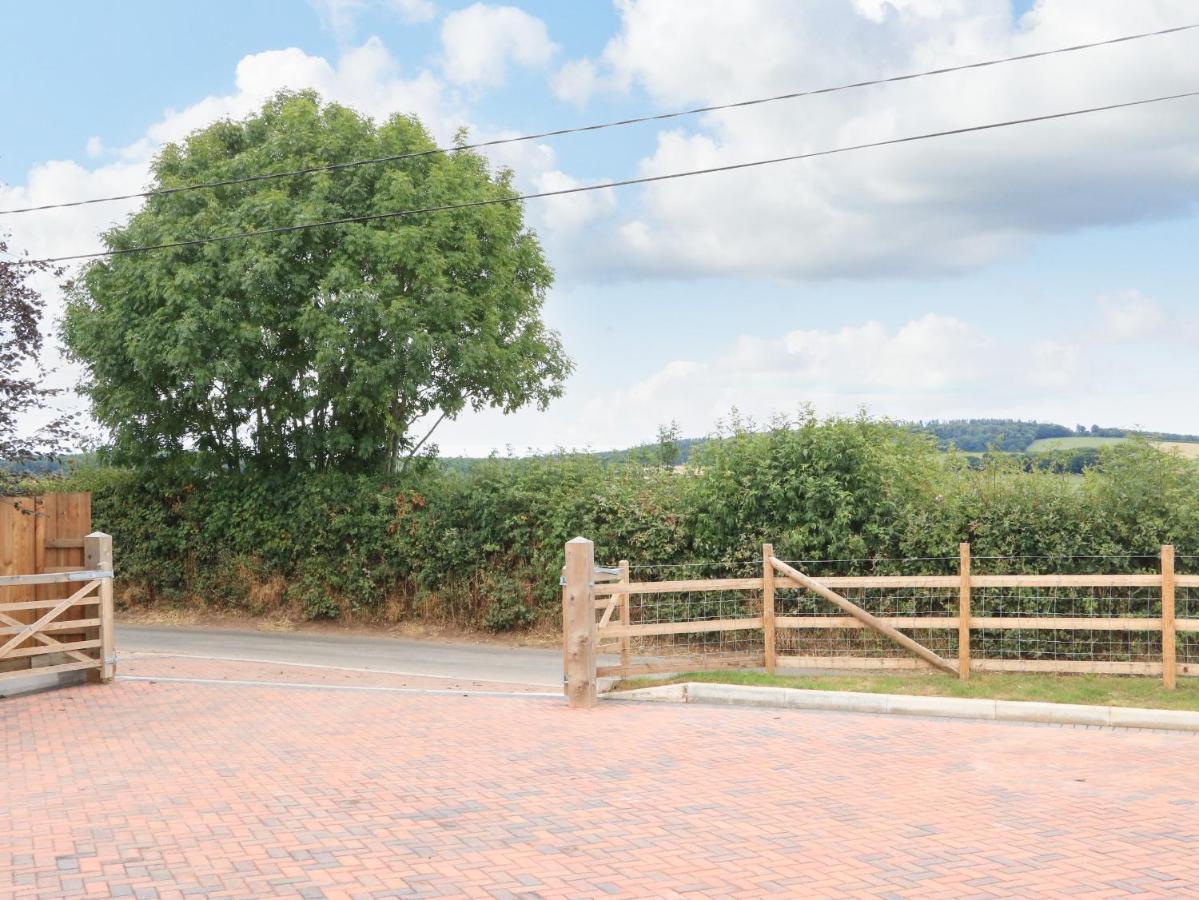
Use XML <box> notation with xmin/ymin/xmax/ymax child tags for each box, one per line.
<box><xmin>64</xmin><ymin>91</ymin><xmax>569</xmax><ymax>473</ymax></box>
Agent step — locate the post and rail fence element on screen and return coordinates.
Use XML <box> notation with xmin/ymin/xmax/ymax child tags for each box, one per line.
<box><xmin>562</xmin><ymin>537</ymin><xmax>1192</xmax><ymax>708</ymax></box>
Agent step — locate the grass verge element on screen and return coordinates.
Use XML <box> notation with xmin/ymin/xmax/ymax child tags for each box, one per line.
<box><xmin>615</xmin><ymin>669</ymin><xmax>1199</xmax><ymax>711</ymax></box>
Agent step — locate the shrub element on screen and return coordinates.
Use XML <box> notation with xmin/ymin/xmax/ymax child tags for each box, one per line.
<box><xmin>39</xmin><ymin>415</ymin><xmax>1197</xmax><ymax>631</ymax></box>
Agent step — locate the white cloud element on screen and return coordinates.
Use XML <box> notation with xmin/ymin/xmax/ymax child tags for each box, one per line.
<box><xmin>440</xmin><ymin>4</ymin><xmax>557</xmax><ymax>86</ymax></box>
<box><xmin>312</xmin><ymin>0</ymin><xmax>437</xmax><ymax>40</ymax></box>
<box><xmin>430</xmin><ymin>295</ymin><xmax>1199</xmax><ymax>455</ymax></box>
<box><xmin>144</xmin><ymin>40</ymin><xmax>460</xmax><ymax>149</ymax></box>
<box><xmin>554</xmin><ymin>0</ymin><xmax>1199</xmax><ymax>279</ymax></box>
<box><xmin>1097</xmin><ymin>290</ymin><xmax>1170</xmax><ymax>342</ymax></box>
<box><xmin>552</xmin><ymin>59</ymin><xmax>600</xmax><ymax>106</ymax></box>
<box><xmin>388</xmin><ymin>0</ymin><xmax>436</xmax><ymax>23</ymax></box>
<box><xmin>311</xmin><ymin>0</ymin><xmax>368</xmax><ymax>41</ymax></box>
<box><xmin>84</xmin><ymin>137</ymin><xmax>104</xmax><ymax>158</ymax></box>
<box><xmin>530</xmin><ymin>169</ymin><xmax>617</xmax><ymax>233</ymax></box>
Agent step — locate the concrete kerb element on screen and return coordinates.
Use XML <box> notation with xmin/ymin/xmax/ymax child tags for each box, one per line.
<box><xmin>606</xmin><ymin>681</ymin><xmax>1199</xmax><ymax>731</ymax></box>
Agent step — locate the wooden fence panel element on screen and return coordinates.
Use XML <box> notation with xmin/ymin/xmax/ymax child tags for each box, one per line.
<box><xmin>0</xmin><ymin>494</ymin><xmax>93</xmax><ymax>677</ymax></box>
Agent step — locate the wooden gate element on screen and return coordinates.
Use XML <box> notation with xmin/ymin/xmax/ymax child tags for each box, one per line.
<box><xmin>0</xmin><ymin>493</ymin><xmax>115</xmax><ymax>688</ymax></box>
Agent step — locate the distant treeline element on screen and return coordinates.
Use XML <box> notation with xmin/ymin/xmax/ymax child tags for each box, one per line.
<box><xmin>438</xmin><ymin>420</ymin><xmax>1199</xmax><ymax>474</ymax></box>
<box><xmin>918</xmin><ymin>419</ymin><xmax>1199</xmax><ymax>453</ymax></box>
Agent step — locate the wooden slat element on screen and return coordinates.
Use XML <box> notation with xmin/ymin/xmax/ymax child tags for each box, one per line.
<box><xmin>596</xmin><ymin>572</ymin><xmax>1170</xmax><ymax>599</ymax></box>
<box><xmin>599</xmin><ymin>617</ymin><xmax>763</xmax><ymax>639</ymax></box>
<box><xmin>763</xmin><ymin>543</ymin><xmax>776</xmax><ymax>675</ymax></box>
<box><xmin>776</xmin><ymin>655</ymin><xmax>934</xmax><ymax>671</ymax></box>
<box><xmin>32</xmin><ymin>495</ymin><xmax>46</xmax><ymax>606</ymax></box>
<box><xmin>776</xmin><ymin>616</ymin><xmax>959</xmax><ymax>629</ymax></box>
<box><xmin>959</xmin><ymin>542</ymin><xmax>971</xmax><ymax>682</ymax></box>
<box><xmin>1163</xmin><ymin>545</ymin><xmax>1176</xmax><ymax>690</ymax></box>
<box><xmin>1175</xmin><ymin>575</ymin><xmax>1199</xmax><ymax>588</ymax></box>
<box><xmin>44</xmin><ymin>538</ymin><xmax>84</xmax><ymax>549</ymax></box>
<box><xmin>972</xmin><ymin>616</ymin><xmax>1162</xmax><ymax>631</ymax></box>
<box><xmin>779</xmin><ymin>575</ymin><xmax>960</xmax><ymax>589</ymax></box>
<box><xmin>0</xmin><ymin>618</ymin><xmax>101</xmax><ymax>635</ymax></box>
<box><xmin>0</xmin><ymin>658</ymin><xmax>100</xmax><ymax>682</ymax></box>
<box><xmin>594</xmin><ymin>577</ymin><xmax>763</xmax><ymax>598</ymax></box>
<box><xmin>969</xmin><ymin>574</ymin><xmax>1161</xmax><ymax>588</ymax></box>
<box><xmin>0</xmin><ymin>597</ymin><xmax>101</xmax><ymax>613</ymax></box>
<box><xmin>0</xmin><ymin>570</ymin><xmax>113</xmax><ymax>587</ymax></box>
<box><xmin>598</xmin><ymin>655</ymin><xmax>765</xmax><ymax>678</ymax></box>
<box><xmin>973</xmin><ymin>658</ymin><xmax>1163</xmax><ymax>675</ymax></box>
<box><xmin>39</xmin><ymin>493</ymin><xmax>79</xmax><ymax>610</ymax></box>
<box><xmin>0</xmin><ymin>498</ymin><xmax>37</xmax><ymax>610</ymax></box>
<box><xmin>776</xmin><ymin>615</ymin><xmax>1165</xmax><ymax>631</ymax></box>
<box><xmin>618</xmin><ymin>560</ymin><xmax>631</xmax><ymax>672</ymax></box>
<box><xmin>3</xmin><ymin>639</ymin><xmax>101</xmax><ymax>659</ymax></box>
<box><xmin>597</xmin><ymin>597</ymin><xmax>619</xmax><ymax>629</ymax></box>
<box><xmin>775</xmin><ymin>655</ymin><xmax>1167</xmax><ymax>675</ymax></box>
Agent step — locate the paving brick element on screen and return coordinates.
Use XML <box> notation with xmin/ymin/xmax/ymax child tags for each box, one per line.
<box><xmin>4</xmin><ymin>675</ymin><xmax>1199</xmax><ymax>897</ymax></box>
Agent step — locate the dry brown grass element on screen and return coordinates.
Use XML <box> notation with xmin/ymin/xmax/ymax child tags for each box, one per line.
<box><xmin>1156</xmin><ymin>441</ymin><xmax>1199</xmax><ymax>459</ymax></box>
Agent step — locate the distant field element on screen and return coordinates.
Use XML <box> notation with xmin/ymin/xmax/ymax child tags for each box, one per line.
<box><xmin>1026</xmin><ymin>436</ymin><xmax>1128</xmax><ymax>452</ymax></box>
<box><xmin>1025</xmin><ymin>436</ymin><xmax>1199</xmax><ymax>458</ymax></box>
<box><xmin>1157</xmin><ymin>441</ymin><xmax>1199</xmax><ymax>458</ymax></box>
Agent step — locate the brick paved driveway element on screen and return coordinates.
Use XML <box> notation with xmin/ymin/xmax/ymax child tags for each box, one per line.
<box><xmin>3</xmin><ymin>678</ymin><xmax>1199</xmax><ymax>898</ymax></box>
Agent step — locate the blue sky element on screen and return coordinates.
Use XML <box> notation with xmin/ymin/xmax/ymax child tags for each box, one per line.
<box><xmin>2</xmin><ymin>0</ymin><xmax>1197</xmax><ymax>454</ymax></box>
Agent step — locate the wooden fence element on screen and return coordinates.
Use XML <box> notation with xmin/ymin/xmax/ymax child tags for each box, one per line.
<box><xmin>0</xmin><ymin>494</ymin><xmax>115</xmax><ymax>687</ymax></box>
<box><xmin>561</xmin><ymin>537</ymin><xmax>1192</xmax><ymax>708</ymax></box>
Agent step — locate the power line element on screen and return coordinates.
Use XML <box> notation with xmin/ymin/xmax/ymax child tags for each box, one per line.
<box><xmin>36</xmin><ymin>88</ymin><xmax>1199</xmax><ymax>265</ymax></box>
<box><xmin>3</xmin><ymin>22</ymin><xmax>1196</xmax><ymax>217</ymax></box>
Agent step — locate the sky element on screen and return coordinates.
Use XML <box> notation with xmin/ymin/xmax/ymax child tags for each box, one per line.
<box><xmin>2</xmin><ymin>0</ymin><xmax>1198</xmax><ymax>456</ymax></box>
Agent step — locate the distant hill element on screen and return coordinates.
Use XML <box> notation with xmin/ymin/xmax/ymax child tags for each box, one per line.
<box><xmin>917</xmin><ymin>419</ymin><xmax>1199</xmax><ymax>454</ymax></box>
<box><xmin>11</xmin><ymin>422</ymin><xmax>1198</xmax><ymax>478</ymax></box>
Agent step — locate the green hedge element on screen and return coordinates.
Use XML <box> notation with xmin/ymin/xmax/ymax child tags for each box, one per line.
<box><xmin>46</xmin><ymin>413</ymin><xmax>1199</xmax><ymax>629</ymax></box>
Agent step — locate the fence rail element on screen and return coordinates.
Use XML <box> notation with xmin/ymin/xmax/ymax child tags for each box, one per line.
<box><xmin>562</xmin><ymin>537</ymin><xmax>1190</xmax><ymax>708</ymax></box>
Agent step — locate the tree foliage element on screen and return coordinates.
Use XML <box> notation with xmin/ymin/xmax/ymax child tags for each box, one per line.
<box><xmin>63</xmin><ymin>91</ymin><xmax>570</xmax><ymax>473</ymax></box>
<box><xmin>1</xmin><ymin>235</ymin><xmax>74</xmax><ymax>491</ymax></box>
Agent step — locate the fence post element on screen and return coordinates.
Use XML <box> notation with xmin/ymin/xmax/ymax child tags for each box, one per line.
<box><xmin>1162</xmin><ymin>544</ymin><xmax>1176</xmax><ymax>689</ymax></box>
<box><xmin>762</xmin><ymin>543</ymin><xmax>776</xmax><ymax>674</ymax></box>
<box><xmin>562</xmin><ymin>537</ymin><xmax>597</xmax><ymax>708</ymax></box>
<box><xmin>84</xmin><ymin>531</ymin><xmax>115</xmax><ymax>684</ymax></box>
<box><xmin>618</xmin><ymin>559</ymin><xmax>631</xmax><ymax>671</ymax></box>
<box><xmin>958</xmin><ymin>542</ymin><xmax>971</xmax><ymax>681</ymax></box>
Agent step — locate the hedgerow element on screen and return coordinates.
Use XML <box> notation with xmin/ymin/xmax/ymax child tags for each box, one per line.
<box><xmin>45</xmin><ymin>413</ymin><xmax>1199</xmax><ymax>629</ymax></box>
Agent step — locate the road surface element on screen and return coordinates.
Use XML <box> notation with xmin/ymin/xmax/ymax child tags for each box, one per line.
<box><xmin>117</xmin><ymin>624</ymin><xmax>566</xmax><ymax>688</ymax></box>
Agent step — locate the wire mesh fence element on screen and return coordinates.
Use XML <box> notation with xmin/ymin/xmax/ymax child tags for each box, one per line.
<box><xmin>606</xmin><ymin>560</ymin><xmax>764</xmax><ymax>664</ymax></box>
<box><xmin>776</xmin><ymin>557</ymin><xmax>959</xmax><ymax>662</ymax></box>
<box><xmin>591</xmin><ymin>548</ymin><xmax>1190</xmax><ymax>678</ymax></box>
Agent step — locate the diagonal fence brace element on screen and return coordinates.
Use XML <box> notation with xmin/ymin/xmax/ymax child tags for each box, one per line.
<box><xmin>770</xmin><ymin>557</ymin><xmax>958</xmax><ymax>675</ymax></box>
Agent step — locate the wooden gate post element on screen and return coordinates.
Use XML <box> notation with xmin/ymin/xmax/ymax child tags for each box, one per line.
<box><xmin>762</xmin><ymin>543</ymin><xmax>776</xmax><ymax>675</ymax></box>
<box><xmin>1162</xmin><ymin>544</ymin><xmax>1176</xmax><ymax>690</ymax></box>
<box><xmin>562</xmin><ymin>537</ymin><xmax>597</xmax><ymax>708</ymax></box>
<box><xmin>958</xmin><ymin>542</ymin><xmax>971</xmax><ymax>682</ymax></box>
<box><xmin>618</xmin><ymin>559</ymin><xmax>631</xmax><ymax>671</ymax></box>
<box><xmin>84</xmin><ymin>532</ymin><xmax>115</xmax><ymax>684</ymax></box>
